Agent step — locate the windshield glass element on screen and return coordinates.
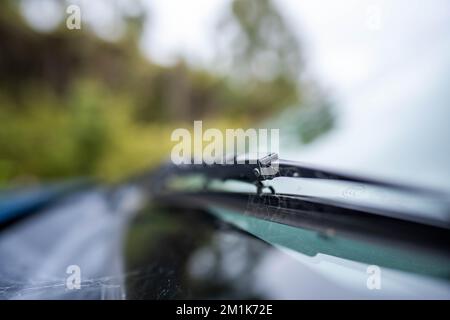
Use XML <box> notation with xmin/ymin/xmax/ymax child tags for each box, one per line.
<box><xmin>271</xmin><ymin>0</ymin><xmax>450</xmax><ymax>193</ymax></box>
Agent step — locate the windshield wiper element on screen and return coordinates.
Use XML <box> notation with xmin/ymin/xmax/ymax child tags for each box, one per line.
<box><xmin>141</xmin><ymin>153</ymin><xmax>450</xmax><ymax>280</ymax></box>
<box><xmin>151</xmin><ymin>153</ymin><xmax>450</xmax><ymax>199</ymax></box>
<box><xmin>140</xmin><ymin>153</ymin><xmax>450</xmax><ymax>229</ymax></box>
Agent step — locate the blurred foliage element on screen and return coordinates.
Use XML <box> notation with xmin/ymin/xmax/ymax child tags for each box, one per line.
<box><xmin>217</xmin><ymin>0</ymin><xmax>302</xmax><ymax>118</ymax></box>
<box><xmin>219</xmin><ymin>0</ymin><xmax>301</xmax><ymax>82</ymax></box>
<box><xmin>0</xmin><ymin>0</ymin><xmax>332</xmax><ymax>186</ymax></box>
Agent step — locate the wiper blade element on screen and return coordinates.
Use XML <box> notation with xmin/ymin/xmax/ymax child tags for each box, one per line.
<box><xmin>143</xmin><ymin>154</ymin><xmax>450</xmax><ymax>279</ymax></box>
<box><xmin>160</xmin><ymin>153</ymin><xmax>449</xmax><ymax>199</ymax></box>
<box><xmin>141</xmin><ymin>153</ymin><xmax>450</xmax><ymax>229</ymax></box>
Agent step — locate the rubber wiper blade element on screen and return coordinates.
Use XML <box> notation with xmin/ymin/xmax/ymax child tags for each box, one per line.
<box><xmin>145</xmin><ymin>153</ymin><xmax>450</xmax><ymax>230</ymax></box>
<box><xmin>164</xmin><ymin>153</ymin><xmax>449</xmax><ymax>199</ymax></box>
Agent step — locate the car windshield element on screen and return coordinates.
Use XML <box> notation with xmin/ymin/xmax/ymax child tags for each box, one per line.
<box><xmin>272</xmin><ymin>5</ymin><xmax>450</xmax><ymax>194</ymax></box>
<box><xmin>0</xmin><ymin>0</ymin><xmax>449</xmax><ymax>301</ymax></box>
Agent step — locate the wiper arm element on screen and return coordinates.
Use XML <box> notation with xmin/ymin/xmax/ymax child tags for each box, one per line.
<box><xmin>147</xmin><ymin>155</ymin><xmax>450</xmax><ymax>279</ymax></box>
<box><xmin>163</xmin><ymin>153</ymin><xmax>449</xmax><ymax>199</ymax></box>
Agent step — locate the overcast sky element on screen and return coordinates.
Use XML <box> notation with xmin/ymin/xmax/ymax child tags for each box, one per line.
<box><xmin>20</xmin><ymin>0</ymin><xmax>450</xmax><ymax>99</ymax></box>
<box><xmin>20</xmin><ymin>0</ymin><xmax>450</xmax><ymax>189</ymax></box>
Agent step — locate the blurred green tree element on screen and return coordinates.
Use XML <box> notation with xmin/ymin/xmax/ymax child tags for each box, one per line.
<box><xmin>0</xmin><ymin>0</ymin><xmax>333</xmax><ymax>185</ymax></box>
<box><xmin>216</xmin><ymin>0</ymin><xmax>303</xmax><ymax>117</ymax></box>
<box><xmin>219</xmin><ymin>0</ymin><xmax>302</xmax><ymax>82</ymax></box>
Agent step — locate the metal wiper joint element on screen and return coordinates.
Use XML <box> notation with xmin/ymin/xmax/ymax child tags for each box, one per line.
<box><xmin>255</xmin><ymin>153</ymin><xmax>279</xmax><ymax>181</ymax></box>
